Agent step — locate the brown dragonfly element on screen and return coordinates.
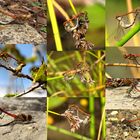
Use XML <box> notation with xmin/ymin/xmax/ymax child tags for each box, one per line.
<box><xmin>124</xmin><ymin>53</ymin><xmax>140</xmax><ymax>65</ymax></box>
<box><xmin>60</xmin><ymin>104</ymin><xmax>90</xmax><ymax>132</ymax></box>
<box><xmin>0</xmin><ymin>3</ymin><xmax>32</xmax><ymax>24</ymax></box>
<box><xmin>0</xmin><ymin>51</ymin><xmax>25</xmax><ymax>74</ymax></box>
<box><xmin>127</xmin><ymin>80</ymin><xmax>140</xmax><ymax>98</ymax></box>
<box><xmin>106</xmin><ymin>78</ymin><xmax>140</xmax><ymax>98</ymax></box>
<box><xmin>121</xmin><ymin>117</ymin><xmax>140</xmax><ymax>130</ymax></box>
<box><xmin>63</xmin><ymin>62</ymin><xmax>94</xmax><ymax>84</ymax></box>
<box><xmin>0</xmin><ymin>107</ymin><xmax>33</xmax><ymax>126</ymax></box>
<box><xmin>63</xmin><ymin>11</ymin><xmax>94</xmax><ymax>50</ymax></box>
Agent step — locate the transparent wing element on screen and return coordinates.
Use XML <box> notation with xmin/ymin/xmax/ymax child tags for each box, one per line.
<box><xmin>114</xmin><ymin>24</ymin><xmax>125</xmax><ymax>41</ymax></box>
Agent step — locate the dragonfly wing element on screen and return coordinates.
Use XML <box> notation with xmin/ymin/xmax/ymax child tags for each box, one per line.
<box><xmin>114</xmin><ymin>24</ymin><xmax>125</xmax><ymax>41</ymax></box>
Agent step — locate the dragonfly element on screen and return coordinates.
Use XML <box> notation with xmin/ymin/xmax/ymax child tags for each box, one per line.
<box><xmin>48</xmin><ymin>10</ymin><xmax>94</xmax><ymax>50</ymax></box>
<box><xmin>63</xmin><ymin>11</ymin><xmax>94</xmax><ymax>50</ymax></box>
<box><xmin>106</xmin><ymin>78</ymin><xmax>134</xmax><ymax>88</ymax></box>
<box><xmin>0</xmin><ymin>107</ymin><xmax>33</xmax><ymax>126</ymax></box>
<box><xmin>0</xmin><ymin>3</ymin><xmax>32</xmax><ymax>25</ymax></box>
<box><xmin>63</xmin><ymin>62</ymin><xmax>94</xmax><ymax>84</ymax></box>
<box><xmin>63</xmin><ymin>12</ymin><xmax>89</xmax><ymax>35</ymax></box>
<box><xmin>106</xmin><ymin>78</ymin><xmax>140</xmax><ymax>98</ymax></box>
<box><xmin>0</xmin><ymin>50</ymin><xmax>27</xmax><ymax>96</ymax></box>
<box><xmin>121</xmin><ymin>117</ymin><xmax>140</xmax><ymax>130</ymax></box>
<box><xmin>60</xmin><ymin>104</ymin><xmax>90</xmax><ymax>132</ymax></box>
<box><xmin>0</xmin><ymin>51</ymin><xmax>25</xmax><ymax>73</ymax></box>
<box><xmin>127</xmin><ymin>79</ymin><xmax>140</xmax><ymax>98</ymax></box>
<box><xmin>108</xmin><ymin>7</ymin><xmax>140</xmax><ymax>42</ymax></box>
<box><xmin>124</xmin><ymin>53</ymin><xmax>140</xmax><ymax>65</ymax></box>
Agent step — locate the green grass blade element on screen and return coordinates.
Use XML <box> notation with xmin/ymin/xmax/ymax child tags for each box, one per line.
<box><xmin>47</xmin><ymin>75</ymin><xmax>64</xmax><ymax>81</ymax></box>
<box><xmin>48</xmin><ymin>125</ymin><xmax>92</xmax><ymax>140</ymax></box>
<box><xmin>47</xmin><ymin>0</ymin><xmax>63</xmax><ymax>51</ymax></box>
<box><xmin>116</xmin><ymin>23</ymin><xmax>140</xmax><ymax>47</ymax></box>
<box><xmin>68</xmin><ymin>0</ymin><xmax>77</xmax><ymax>14</ymax></box>
<box><xmin>89</xmin><ymin>96</ymin><xmax>95</xmax><ymax>139</ymax></box>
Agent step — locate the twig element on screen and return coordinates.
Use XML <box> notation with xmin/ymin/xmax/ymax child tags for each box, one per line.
<box><xmin>47</xmin><ymin>68</ymin><xmax>88</xmax><ymax>76</ymax></box>
<box><xmin>14</xmin><ymin>83</ymin><xmax>43</xmax><ymax>97</ymax></box>
<box><xmin>48</xmin><ymin>110</ymin><xmax>61</xmax><ymax>116</ymax></box>
<box><xmin>94</xmin><ymin>54</ymin><xmax>105</xmax><ymax>65</ymax></box>
<box><xmin>97</xmin><ymin>107</ymin><xmax>105</xmax><ymax>140</ymax></box>
<box><xmin>106</xmin><ymin>63</ymin><xmax>140</xmax><ymax>68</ymax></box>
<box><xmin>0</xmin><ymin>64</ymin><xmax>33</xmax><ymax>81</ymax></box>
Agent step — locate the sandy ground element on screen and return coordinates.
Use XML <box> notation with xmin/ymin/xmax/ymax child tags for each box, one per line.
<box><xmin>106</xmin><ymin>110</ymin><xmax>140</xmax><ymax>140</ymax></box>
<box><xmin>0</xmin><ymin>98</ymin><xmax>47</xmax><ymax>140</ymax></box>
<box><xmin>0</xmin><ymin>23</ymin><xmax>45</xmax><ymax>44</ymax></box>
<box><xmin>106</xmin><ymin>86</ymin><xmax>140</xmax><ymax>109</ymax></box>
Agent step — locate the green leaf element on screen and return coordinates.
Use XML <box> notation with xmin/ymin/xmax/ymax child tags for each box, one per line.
<box><xmin>31</xmin><ymin>2</ymin><xmax>42</xmax><ymax>7</ymax></box>
<box><xmin>4</xmin><ymin>93</ymin><xmax>18</xmax><ymax>97</ymax></box>
<box><xmin>33</xmin><ymin>63</ymin><xmax>47</xmax><ymax>83</ymax></box>
<box><xmin>40</xmin><ymin>26</ymin><xmax>47</xmax><ymax>33</ymax></box>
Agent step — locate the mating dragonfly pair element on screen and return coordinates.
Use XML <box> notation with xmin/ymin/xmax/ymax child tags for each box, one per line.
<box><xmin>63</xmin><ymin>62</ymin><xmax>94</xmax><ymax>85</ymax></box>
<box><xmin>106</xmin><ymin>78</ymin><xmax>140</xmax><ymax>98</ymax></box>
<box><xmin>0</xmin><ymin>107</ymin><xmax>33</xmax><ymax>127</ymax></box>
<box><xmin>109</xmin><ymin>7</ymin><xmax>140</xmax><ymax>42</ymax></box>
<box><xmin>60</xmin><ymin>104</ymin><xmax>90</xmax><ymax>132</ymax></box>
<box><xmin>63</xmin><ymin>11</ymin><xmax>94</xmax><ymax>50</ymax></box>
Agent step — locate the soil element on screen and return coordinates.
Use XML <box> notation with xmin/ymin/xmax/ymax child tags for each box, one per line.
<box><xmin>106</xmin><ymin>86</ymin><xmax>140</xmax><ymax>109</ymax></box>
<box><xmin>0</xmin><ymin>97</ymin><xmax>47</xmax><ymax>140</ymax></box>
<box><xmin>106</xmin><ymin>110</ymin><xmax>140</xmax><ymax>140</ymax></box>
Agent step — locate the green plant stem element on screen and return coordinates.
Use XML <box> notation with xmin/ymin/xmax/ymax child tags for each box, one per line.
<box><xmin>68</xmin><ymin>0</ymin><xmax>77</xmax><ymax>14</ymax></box>
<box><xmin>89</xmin><ymin>96</ymin><xmax>95</xmax><ymax>139</ymax></box>
<box><xmin>101</xmin><ymin>98</ymin><xmax>106</xmax><ymax>140</ymax></box>
<box><xmin>47</xmin><ymin>97</ymin><xmax>49</xmax><ymax>139</ymax></box>
<box><xmin>97</xmin><ymin>103</ymin><xmax>105</xmax><ymax>140</ymax></box>
<box><xmin>53</xmin><ymin>0</ymin><xmax>70</xmax><ymax>20</ymax></box>
<box><xmin>116</xmin><ymin>23</ymin><xmax>140</xmax><ymax>47</ymax></box>
<box><xmin>98</xmin><ymin>51</ymin><xmax>104</xmax><ymax>97</ymax></box>
<box><xmin>47</xmin><ymin>75</ymin><xmax>64</xmax><ymax>81</ymax></box>
<box><xmin>48</xmin><ymin>110</ymin><xmax>61</xmax><ymax>116</ymax></box>
<box><xmin>47</xmin><ymin>0</ymin><xmax>63</xmax><ymax>51</ymax></box>
<box><xmin>47</xmin><ymin>125</ymin><xmax>92</xmax><ymax>140</ymax></box>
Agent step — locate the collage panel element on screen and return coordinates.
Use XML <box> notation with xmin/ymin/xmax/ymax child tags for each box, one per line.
<box><xmin>0</xmin><ymin>97</ymin><xmax>47</xmax><ymax>140</ymax></box>
<box><xmin>47</xmin><ymin>50</ymin><xmax>105</xmax><ymax>97</ymax></box>
<box><xmin>106</xmin><ymin>109</ymin><xmax>140</xmax><ymax>140</ymax></box>
<box><xmin>1</xmin><ymin>0</ymin><xmax>140</xmax><ymax>139</ymax></box>
<box><xmin>106</xmin><ymin>78</ymin><xmax>140</xmax><ymax>109</ymax></box>
<box><xmin>0</xmin><ymin>0</ymin><xmax>47</xmax><ymax>44</ymax></box>
<box><xmin>47</xmin><ymin>0</ymin><xmax>105</xmax><ymax>51</ymax></box>
<box><xmin>106</xmin><ymin>47</ymin><xmax>140</xmax><ymax>78</ymax></box>
<box><xmin>0</xmin><ymin>44</ymin><xmax>47</xmax><ymax>97</ymax></box>
<box><xmin>106</xmin><ymin>0</ymin><xmax>140</xmax><ymax>47</ymax></box>
<box><xmin>47</xmin><ymin>97</ymin><xmax>105</xmax><ymax>140</ymax></box>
